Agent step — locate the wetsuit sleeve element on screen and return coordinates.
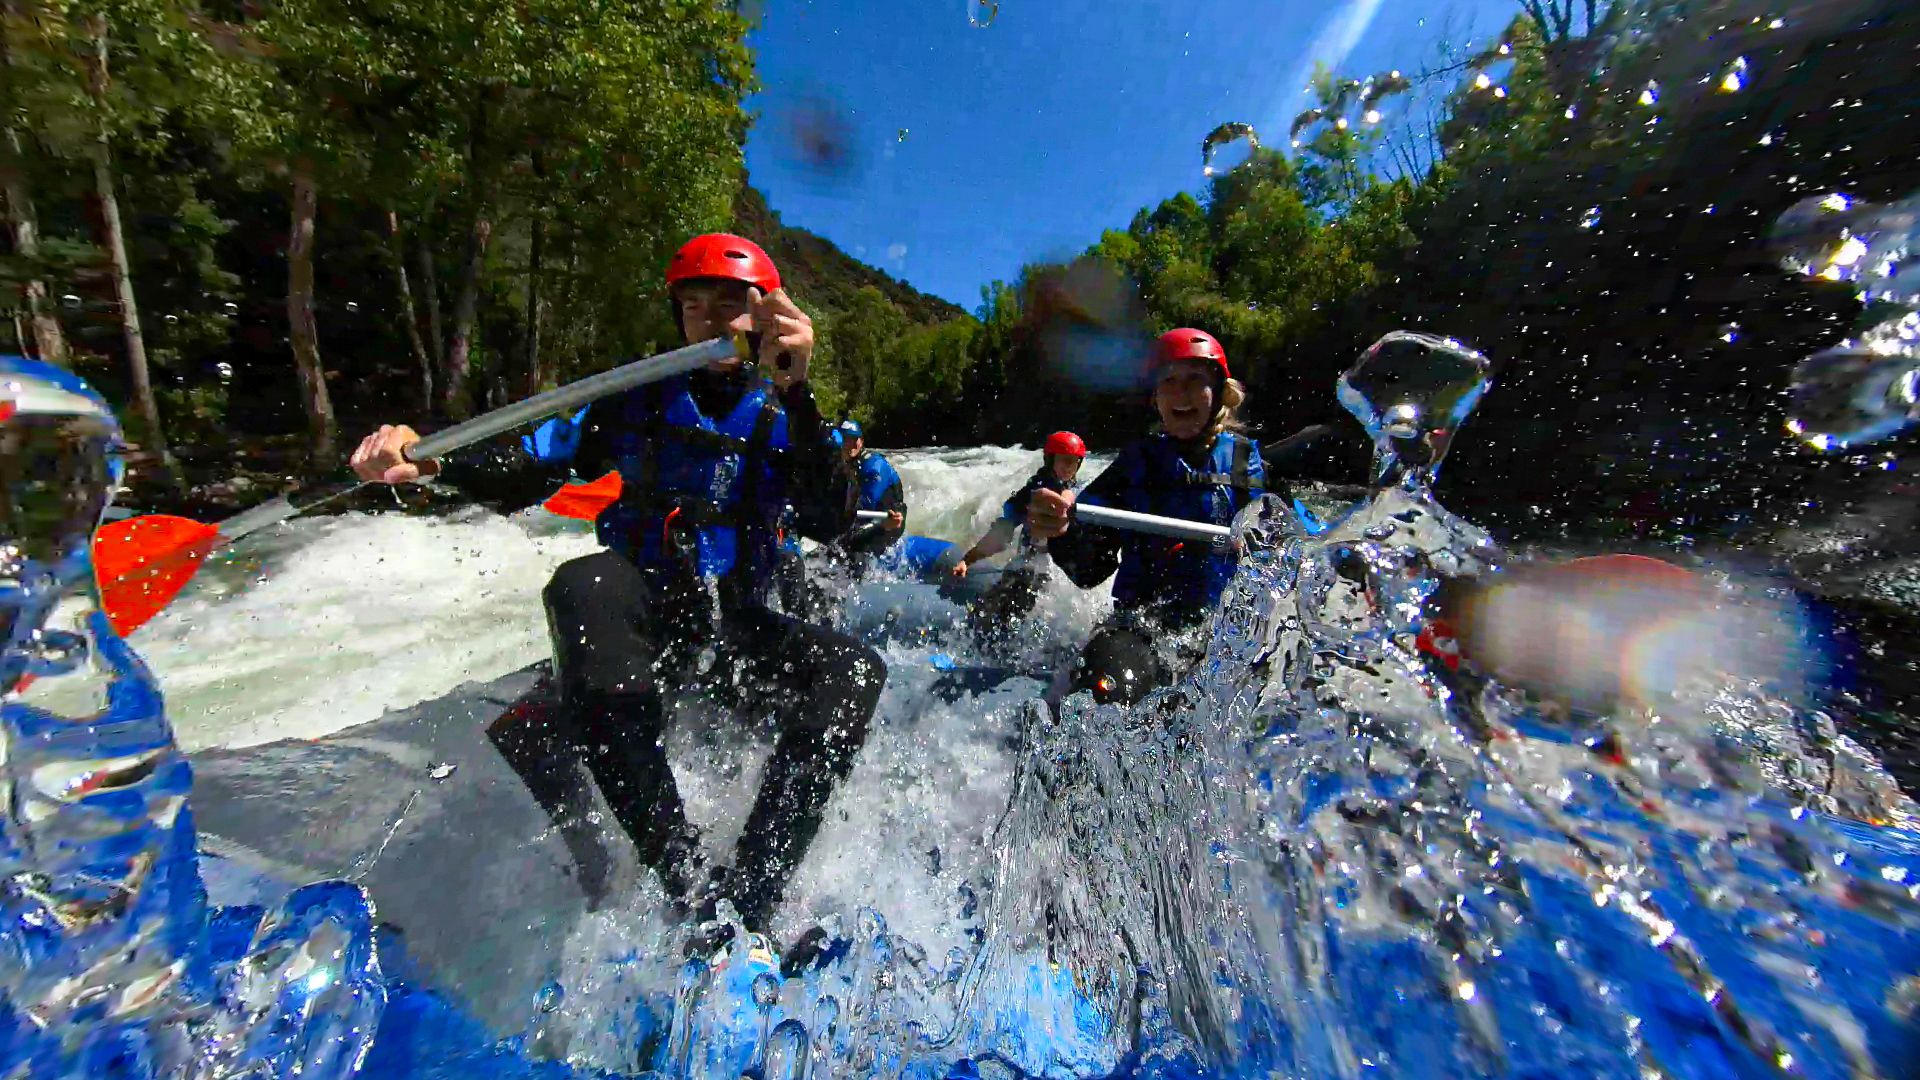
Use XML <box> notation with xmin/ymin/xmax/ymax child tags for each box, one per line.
<box><xmin>843</xmin><ymin>458</ymin><xmax>906</xmax><ymax>555</ymax></box>
<box><xmin>1046</xmin><ymin>458</ymin><xmax>1127</xmax><ymax>590</ymax></box>
<box><xmin>433</xmin><ymin>404</ymin><xmax>611</xmax><ymax>515</ymax></box>
<box><xmin>780</xmin><ymin>382</ymin><xmax>858</xmax><ymax>542</ymax></box>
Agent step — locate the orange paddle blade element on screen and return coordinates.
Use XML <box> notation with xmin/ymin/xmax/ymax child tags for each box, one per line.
<box><xmin>543</xmin><ymin>471</ymin><xmax>622</xmax><ymax>521</ymax></box>
<box><xmin>93</xmin><ymin>515</ymin><xmax>222</xmax><ymax>637</ymax></box>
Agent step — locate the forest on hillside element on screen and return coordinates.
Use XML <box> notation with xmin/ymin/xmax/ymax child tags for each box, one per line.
<box><xmin>903</xmin><ymin>0</ymin><xmax>1919</xmax><ymax>546</ymax></box>
<box><xmin>4</xmin><ymin>0</ymin><xmax>1917</xmax><ymax>546</ymax></box>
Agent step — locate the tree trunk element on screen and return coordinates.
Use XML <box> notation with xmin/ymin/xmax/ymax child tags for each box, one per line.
<box><xmin>385</xmin><ymin>210</ymin><xmax>434</xmax><ymax>414</ymax></box>
<box><xmin>286</xmin><ymin>161</ymin><xmax>337</xmax><ymax>461</ymax></box>
<box><xmin>83</xmin><ymin>17</ymin><xmax>179</xmax><ymax>485</ymax></box>
<box><xmin>0</xmin><ymin>127</ymin><xmax>69</xmax><ymax>363</ymax></box>
<box><xmin>441</xmin><ymin>91</ymin><xmax>495</xmax><ymax>420</ymax></box>
<box><xmin>442</xmin><ymin>216</ymin><xmax>489</xmax><ymax>420</ymax></box>
<box><xmin>524</xmin><ymin>211</ymin><xmax>544</xmax><ymax>396</ymax></box>
<box><xmin>415</xmin><ymin>191</ymin><xmax>444</xmax><ymax>369</ymax></box>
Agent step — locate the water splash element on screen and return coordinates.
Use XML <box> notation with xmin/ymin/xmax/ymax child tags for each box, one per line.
<box><xmin>1774</xmin><ymin>191</ymin><xmax>1920</xmax><ymax>449</ymax></box>
<box><xmin>15</xmin><ymin>343</ymin><xmax>1920</xmax><ymax>1078</ymax></box>
<box><xmin>511</xmin><ymin>332</ymin><xmax>1919</xmax><ymax>1079</ymax></box>
<box><xmin>1334</xmin><ymin>330</ymin><xmax>1492</xmax><ymax>486</ymax></box>
<box><xmin>0</xmin><ymin>357</ymin><xmax>383</xmax><ymax>1078</ymax></box>
<box><xmin>1201</xmin><ymin>122</ymin><xmax>1259</xmax><ymax>177</ymax></box>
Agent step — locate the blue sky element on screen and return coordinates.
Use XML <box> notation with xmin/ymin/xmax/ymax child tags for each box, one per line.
<box><xmin>744</xmin><ymin>0</ymin><xmax>1520</xmax><ymax>309</ymax></box>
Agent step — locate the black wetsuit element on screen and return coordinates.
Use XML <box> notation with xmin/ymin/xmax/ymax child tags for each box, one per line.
<box><xmin>441</xmin><ymin>370</ymin><xmax>883</xmax><ymax>926</ymax></box>
<box><xmin>968</xmin><ymin>466</ymin><xmax>1075</xmax><ymax>633</ymax></box>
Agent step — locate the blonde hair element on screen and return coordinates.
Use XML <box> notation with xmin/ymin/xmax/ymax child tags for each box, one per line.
<box><xmin>1208</xmin><ymin>377</ymin><xmax>1247</xmax><ymax>440</ymax></box>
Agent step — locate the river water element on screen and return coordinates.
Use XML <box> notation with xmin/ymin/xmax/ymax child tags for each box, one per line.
<box><xmin>79</xmin><ymin>444</ymin><xmax>1919</xmax><ymax>1079</ymax></box>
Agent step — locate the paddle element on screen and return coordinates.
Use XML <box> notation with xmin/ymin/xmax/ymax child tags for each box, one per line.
<box><xmin>545</xmin><ymin>469</ymin><xmax>1226</xmax><ymax>544</ymax></box>
<box><xmin>93</xmin><ymin>335</ymin><xmax>744</xmax><ymax>637</ymax></box>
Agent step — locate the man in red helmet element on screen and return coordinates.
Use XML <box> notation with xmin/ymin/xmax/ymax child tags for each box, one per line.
<box><xmin>348</xmin><ymin>233</ymin><xmax>881</xmax><ymax>932</ymax></box>
<box><xmin>951</xmin><ymin>430</ymin><xmax>1089</xmax><ymax>632</ymax></box>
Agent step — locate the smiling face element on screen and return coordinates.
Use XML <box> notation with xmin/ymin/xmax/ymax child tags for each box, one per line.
<box><xmin>673</xmin><ymin>279</ymin><xmax>755</xmax><ymax>367</ymax></box>
<box><xmin>1154</xmin><ymin>359</ymin><xmax>1219</xmax><ymax>441</ymax></box>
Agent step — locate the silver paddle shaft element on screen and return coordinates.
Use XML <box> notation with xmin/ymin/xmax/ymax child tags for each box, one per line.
<box><xmin>217</xmin><ymin>337</ymin><xmax>740</xmax><ymax>544</ymax></box>
<box><xmin>1074</xmin><ymin>503</ymin><xmax>1231</xmax><ymax>544</ymax></box>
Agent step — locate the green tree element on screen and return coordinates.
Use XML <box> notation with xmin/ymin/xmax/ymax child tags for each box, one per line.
<box><xmin>1</xmin><ymin>0</ymin><xmax>266</xmax><ymax>480</ymax></box>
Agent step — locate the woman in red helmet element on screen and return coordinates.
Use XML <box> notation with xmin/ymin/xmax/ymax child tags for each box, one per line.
<box><xmin>950</xmin><ymin>430</ymin><xmax>1089</xmax><ymax>631</ymax></box>
<box><xmin>1026</xmin><ymin>328</ymin><xmax>1267</xmax><ymax>704</ymax></box>
<box><xmin>348</xmin><ymin>233</ymin><xmax>880</xmax><ymax>931</ymax></box>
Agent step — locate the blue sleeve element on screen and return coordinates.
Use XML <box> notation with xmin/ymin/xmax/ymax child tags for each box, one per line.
<box><xmin>858</xmin><ymin>455</ymin><xmax>903</xmax><ymax>511</ymax></box>
<box><xmin>522</xmin><ymin>405</ymin><xmax>590</xmax><ymax>465</ymax></box>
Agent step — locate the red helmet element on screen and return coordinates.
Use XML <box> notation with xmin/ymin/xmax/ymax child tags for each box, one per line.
<box><xmin>666</xmin><ymin>233</ymin><xmax>781</xmax><ymax>293</ymax></box>
<box><xmin>1153</xmin><ymin>328</ymin><xmax>1231</xmax><ymax>382</ymax></box>
<box><xmin>1044</xmin><ymin>431</ymin><xmax>1087</xmax><ymax>458</ymax></box>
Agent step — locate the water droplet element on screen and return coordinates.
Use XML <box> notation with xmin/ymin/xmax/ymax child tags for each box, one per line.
<box><xmin>1473</xmin><ymin>73</ymin><xmax>1492</xmax><ymax>90</ymax></box>
<box><xmin>1784</xmin><ymin>345</ymin><xmax>1920</xmax><ymax>451</ymax></box>
<box><xmin>752</xmin><ymin>971</ymin><xmax>781</xmax><ymax>1008</ymax></box>
<box><xmin>1774</xmin><ymin>190</ymin><xmax>1920</xmax><ymax>309</ymax></box>
<box><xmin>1580</xmin><ymin>206</ymin><xmax>1602</xmax><ymax>230</ymax></box>
<box><xmin>1336</xmin><ymin>331</ymin><xmax>1492</xmax><ymax>484</ymax></box>
<box><xmin>1363</xmin><ymin>109</ymin><xmax>1382</xmax><ymax>125</ymax></box>
<box><xmin>1639</xmin><ymin>82</ymin><xmax>1660</xmax><ymax>106</ymax></box>
<box><xmin>1718</xmin><ymin>56</ymin><xmax>1749</xmax><ymax>93</ymax></box>
<box><xmin>429</xmin><ymin>762</ymin><xmax>456</xmax><ymax>781</ymax></box>
<box><xmin>896</xmin><ymin>128</ymin><xmax>909</xmax><ymax>142</ymax></box>
<box><xmin>1201</xmin><ymin>121</ymin><xmax>1259</xmax><ymax>177</ymax></box>
<box><xmin>967</xmin><ymin>0</ymin><xmax>998</xmax><ymax>28</ymax></box>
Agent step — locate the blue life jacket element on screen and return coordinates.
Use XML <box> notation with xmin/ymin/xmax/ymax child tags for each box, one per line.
<box><xmin>525</xmin><ymin>376</ymin><xmax>788</xmax><ymax>583</ymax></box>
<box><xmin>1087</xmin><ymin>431</ymin><xmax>1265</xmax><ymax>613</ymax></box>
<box><xmin>854</xmin><ymin>451</ymin><xmax>901</xmax><ymax>511</ymax></box>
